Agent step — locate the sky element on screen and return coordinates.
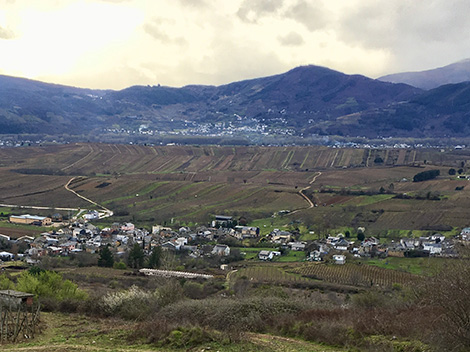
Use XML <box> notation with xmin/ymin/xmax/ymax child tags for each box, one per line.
<box><xmin>0</xmin><ymin>0</ymin><xmax>469</xmax><ymax>90</ymax></box>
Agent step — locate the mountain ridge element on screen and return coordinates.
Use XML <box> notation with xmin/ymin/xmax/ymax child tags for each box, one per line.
<box><xmin>378</xmin><ymin>59</ymin><xmax>470</xmax><ymax>90</ymax></box>
<box><xmin>1</xmin><ymin>63</ymin><xmax>470</xmax><ymax>143</ymax></box>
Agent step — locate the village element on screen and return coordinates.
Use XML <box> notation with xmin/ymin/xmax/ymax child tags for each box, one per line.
<box><xmin>0</xmin><ymin>212</ymin><xmax>464</xmax><ymax>269</ymax></box>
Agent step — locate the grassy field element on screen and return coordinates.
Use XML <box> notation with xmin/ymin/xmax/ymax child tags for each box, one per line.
<box><xmin>364</xmin><ymin>256</ymin><xmax>445</xmax><ymax>276</ymax></box>
<box><xmin>1</xmin><ymin>312</ymin><xmax>347</xmax><ymax>352</ymax></box>
<box><xmin>1</xmin><ymin>143</ymin><xmax>470</xmax><ymax>233</ymax></box>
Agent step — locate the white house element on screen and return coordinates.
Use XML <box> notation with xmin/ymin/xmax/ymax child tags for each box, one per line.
<box><xmin>423</xmin><ymin>242</ymin><xmax>442</xmax><ymax>255</ymax></box>
<box><xmin>175</xmin><ymin>237</ymin><xmax>188</xmax><ymax>247</ymax></box>
<box><xmin>83</xmin><ymin>210</ymin><xmax>99</xmax><ymax>220</ymax></box>
<box><xmin>0</xmin><ymin>251</ymin><xmax>14</xmax><ymax>260</ymax></box>
<box><xmin>289</xmin><ymin>242</ymin><xmax>306</xmax><ymax>251</ymax></box>
<box><xmin>461</xmin><ymin>228</ymin><xmax>470</xmax><ymax>240</ymax></box>
<box><xmin>212</xmin><ymin>244</ymin><xmax>230</xmax><ymax>256</ymax></box>
<box><xmin>258</xmin><ymin>250</ymin><xmax>274</xmax><ymax>261</ymax></box>
<box><xmin>333</xmin><ymin>254</ymin><xmax>346</xmax><ymax>265</ymax></box>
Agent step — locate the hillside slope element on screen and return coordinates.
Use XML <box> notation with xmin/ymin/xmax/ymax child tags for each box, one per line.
<box><xmin>378</xmin><ymin>59</ymin><xmax>470</xmax><ymax>90</ymax></box>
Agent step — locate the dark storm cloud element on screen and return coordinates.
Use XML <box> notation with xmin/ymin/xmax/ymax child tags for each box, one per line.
<box><xmin>278</xmin><ymin>31</ymin><xmax>304</xmax><ymax>46</ymax></box>
<box><xmin>237</xmin><ymin>0</ymin><xmax>284</xmax><ymax>23</ymax></box>
<box><xmin>143</xmin><ymin>19</ymin><xmax>186</xmax><ymax>45</ymax></box>
<box><xmin>337</xmin><ymin>0</ymin><xmax>470</xmax><ymax>72</ymax></box>
<box><xmin>284</xmin><ymin>0</ymin><xmax>329</xmax><ymax>32</ymax></box>
<box><xmin>338</xmin><ymin>1</ymin><xmax>470</xmax><ymax>51</ymax></box>
<box><xmin>0</xmin><ymin>26</ymin><xmax>14</xmax><ymax>39</ymax></box>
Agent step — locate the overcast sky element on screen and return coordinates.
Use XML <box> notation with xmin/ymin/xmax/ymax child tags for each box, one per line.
<box><xmin>0</xmin><ymin>0</ymin><xmax>469</xmax><ymax>89</ymax></box>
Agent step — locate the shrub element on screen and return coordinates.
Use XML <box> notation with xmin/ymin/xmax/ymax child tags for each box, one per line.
<box><xmin>16</xmin><ymin>270</ymin><xmax>88</xmax><ymax>301</ymax></box>
<box><xmin>100</xmin><ymin>285</ymin><xmax>157</xmax><ymax>320</ymax></box>
<box><xmin>0</xmin><ymin>274</ymin><xmax>14</xmax><ymax>290</ymax></box>
<box><xmin>113</xmin><ymin>261</ymin><xmax>127</xmax><ymax>270</ymax></box>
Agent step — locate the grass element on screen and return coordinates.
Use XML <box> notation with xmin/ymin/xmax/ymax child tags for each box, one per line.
<box><xmin>364</xmin><ymin>256</ymin><xmax>444</xmax><ymax>276</ymax></box>
<box><xmin>277</xmin><ymin>250</ymin><xmax>306</xmax><ymax>262</ymax></box>
<box><xmin>1</xmin><ymin>312</ymin><xmax>347</xmax><ymax>352</ymax></box>
<box><xmin>241</xmin><ymin>247</ymin><xmax>277</xmax><ymax>260</ymax></box>
<box><xmin>249</xmin><ymin>217</ymin><xmax>299</xmax><ymax>236</ymax></box>
<box><xmin>0</xmin><ymin>220</ymin><xmax>48</xmax><ymax>231</ymax></box>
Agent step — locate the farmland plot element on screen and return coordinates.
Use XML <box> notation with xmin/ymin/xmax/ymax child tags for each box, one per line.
<box><xmin>292</xmin><ymin>263</ymin><xmax>419</xmax><ymax>288</ymax></box>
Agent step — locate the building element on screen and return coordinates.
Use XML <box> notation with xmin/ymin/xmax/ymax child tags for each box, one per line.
<box><xmin>259</xmin><ymin>250</ymin><xmax>274</xmax><ymax>261</ymax></box>
<box><xmin>212</xmin><ymin>215</ymin><xmax>233</xmax><ymax>227</ymax></box>
<box><xmin>9</xmin><ymin>214</ymin><xmax>52</xmax><ymax>227</ymax></box>
<box><xmin>212</xmin><ymin>244</ymin><xmax>230</xmax><ymax>256</ymax></box>
<box><xmin>333</xmin><ymin>254</ymin><xmax>346</xmax><ymax>265</ymax></box>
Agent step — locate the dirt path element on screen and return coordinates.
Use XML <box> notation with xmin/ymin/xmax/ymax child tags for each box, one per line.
<box><xmin>64</xmin><ymin>177</ymin><xmax>113</xmax><ymax>219</ymax></box>
<box><xmin>289</xmin><ymin>172</ymin><xmax>321</xmax><ymax>215</ymax></box>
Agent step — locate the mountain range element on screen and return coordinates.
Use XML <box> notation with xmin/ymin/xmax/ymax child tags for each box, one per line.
<box><xmin>1</xmin><ymin>59</ymin><xmax>470</xmax><ymax>143</ymax></box>
<box><xmin>378</xmin><ymin>59</ymin><xmax>470</xmax><ymax>90</ymax></box>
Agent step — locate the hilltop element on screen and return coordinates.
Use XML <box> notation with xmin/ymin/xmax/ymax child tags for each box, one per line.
<box><xmin>3</xmin><ymin>62</ymin><xmax>470</xmax><ymax>143</ymax></box>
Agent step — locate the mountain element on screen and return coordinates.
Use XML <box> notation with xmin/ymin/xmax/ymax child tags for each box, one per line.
<box><xmin>2</xmin><ymin>64</ymin><xmax>470</xmax><ymax>143</ymax></box>
<box><xmin>378</xmin><ymin>59</ymin><xmax>470</xmax><ymax>90</ymax></box>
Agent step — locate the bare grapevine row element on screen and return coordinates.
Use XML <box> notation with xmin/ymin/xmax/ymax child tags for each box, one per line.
<box><xmin>293</xmin><ymin>263</ymin><xmax>418</xmax><ymax>287</ymax></box>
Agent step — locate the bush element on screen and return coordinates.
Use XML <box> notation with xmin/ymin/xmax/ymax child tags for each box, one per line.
<box><xmin>16</xmin><ymin>270</ymin><xmax>88</xmax><ymax>301</ymax></box>
<box><xmin>100</xmin><ymin>285</ymin><xmax>158</xmax><ymax>320</ymax></box>
<box><xmin>113</xmin><ymin>261</ymin><xmax>127</xmax><ymax>270</ymax></box>
<box><xmin>0</xmin><ymin>274</ymin><xmax>14</xmax><ymax>290</ymax></box>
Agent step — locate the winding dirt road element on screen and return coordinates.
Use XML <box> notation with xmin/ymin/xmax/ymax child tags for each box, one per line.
<box><xmin>289</xmin><ymin>171</ymin><xmax>321</xmax><ymax>215</ymax></box>
<box><xmin>64</xmin><ymin>177</ymin><xmax>113</xmax><ymax>218</ymax></box>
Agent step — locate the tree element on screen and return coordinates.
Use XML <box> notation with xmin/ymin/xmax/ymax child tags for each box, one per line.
<box><xmin>357</xmin><ymin>232</ymin><xmax>365</xmax><ymax>242</ymax></box>
<box><xmin>98</xmin><ymin>246</ymin><xmax>114</xmax><ymax>267</ymax></box>
<box><xmin>128</xmin><ymin>243</ymin><xmax>145</xmax><ymax>269</ymax></box>
<box><xmin>413</xmin><ymin>169</ymin><xmax>440</xmax><ymax>182</ymax></box>
<box><xmin>147</xmin><ymin>246</ymin><xmax>162</xmax><ymax>269</ymax></box>
<box><xmin>425</xmin><ymin>248</ymin><xmax>470</xmax><ymax>349</ymax></box>
<box><xmin>449</xmin><ymin>168</ymin><xmax>456</xmax><ymax>175</ymax></box>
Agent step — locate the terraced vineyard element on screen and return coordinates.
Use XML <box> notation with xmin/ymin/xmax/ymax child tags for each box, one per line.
<box><xmin>2</xmin><ymin>143</ymin><xmax>470</xmax><ymax>231</ymax></box>
<box><xmin>229</xmin><ymin>266</ymin><xmax>310</xmax><ymax>286</ymax></box>
<box><xmin>292</xmin><ymin>263</ymin><xmax>419</xmax><ymax>287</ymax></box>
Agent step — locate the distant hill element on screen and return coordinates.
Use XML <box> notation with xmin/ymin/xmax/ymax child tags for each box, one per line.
<box><xmin>378</xmin><ymin>59</ymin><xmax>470</xmax><ymax>90</ymax></box>
<box><xmin>2</xmin><ymin>63</ymin><xmax>470</xmax><ymax>142</ymax></box>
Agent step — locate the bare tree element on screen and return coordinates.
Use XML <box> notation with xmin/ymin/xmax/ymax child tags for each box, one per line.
<box><xmin>425</xmin><ymin>247</ymin><xmax>470</xmax><ymax>351</ymax></box>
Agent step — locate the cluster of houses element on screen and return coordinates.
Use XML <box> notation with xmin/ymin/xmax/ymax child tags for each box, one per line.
<box><xmin>0</xmin><ymin>212</ymin><xmax>467</xmax><ymax>267</ymax></box>
<box><xmin>0</xmin><ymin>219</ymin><xmax>263</xmax><ymax>264</ymax></box>
<box><xmin>304</xmin><ymin>232</ymin><xmax>457</xmax><ymax>264</ymax></box>
<box><xmin>257</xmin><ymin>228</ymin><xmax>459</xmax><ymax>264</ymax></box>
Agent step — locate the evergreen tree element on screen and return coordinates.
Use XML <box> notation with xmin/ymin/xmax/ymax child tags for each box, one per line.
<box><xmin>128</xmin><ymin>243</ymin><xmax>145</xmax><ymax>269</ymax></box>
<box><xmin>98</xmin><ymin>246</ymin><xmax>114</xmax><ymax>267</ymax></box>
<box><xmin>147</xmin><ymin>246</ymin><xmax>162</xmax><ymax>269</ymax></box>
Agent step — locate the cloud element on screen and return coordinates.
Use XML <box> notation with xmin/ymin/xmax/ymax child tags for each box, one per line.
<box><xmin>336</xmin><ymin>0</ymin><xmax>470</xmax><ymax>72</ymax></box>
<box><xmin>176</xmin><ymin>0</ymin><xmax>208</xmax><ymax>9</ymax></box>
<box><xmin>284</xmin><ymin>0</ymin><xmax>329</xmax><ymax>32</ymax></box>
<box><xmin>278</xmin><ymin>32</ymin><xmax>304</xmax><ymax>46</ymax></box>
<box><xmin>0</xmin><ymin>26</ymin><xmax>14</xmax><ymax>39</ymax></box>
<box><xmin>143</xmin><ymin>19</ymin><xmax>186</xmax><ymax>45</ymax></box>
<box><xmin>237</xmin><ymin>0</ymin><xmax>284</xmax><ymax>23</ymax></box>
